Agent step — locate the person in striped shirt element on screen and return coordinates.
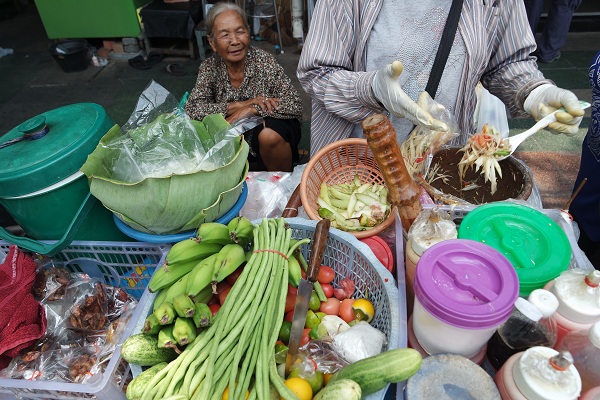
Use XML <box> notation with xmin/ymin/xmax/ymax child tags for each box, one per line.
<box><xmin>297</xmin><ymin>0</ymin><xmax>585</xmax><ymax>156</ymax></box>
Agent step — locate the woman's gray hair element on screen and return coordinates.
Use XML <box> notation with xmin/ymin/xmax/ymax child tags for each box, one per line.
<box><xmin>205</xmin><ymin>2</ymin><xmax>249</xmax><ymax>39</ymax></box>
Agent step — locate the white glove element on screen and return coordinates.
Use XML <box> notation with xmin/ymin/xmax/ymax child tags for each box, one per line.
<box><xmin>372</xmin><ymin>61</ymin><xmax>449</xmax><ymax>132</ymax></box>
<box><xmin>524</xmin><ymin>84</ymin><xmax>584</xmax><ymax>136</ymax></box>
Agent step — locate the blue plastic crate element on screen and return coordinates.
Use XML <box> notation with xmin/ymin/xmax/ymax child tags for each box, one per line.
<box><xmin>0</xmin><ymin>240</ymin><xmax>168</xmax><ymax>400</ymax></box>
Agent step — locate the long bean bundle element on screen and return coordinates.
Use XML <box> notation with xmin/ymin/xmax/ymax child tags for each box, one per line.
<box><xmin>140</xmin><ymin>218</ymin><xmax>307</xmax><ymax>400</ymax></box>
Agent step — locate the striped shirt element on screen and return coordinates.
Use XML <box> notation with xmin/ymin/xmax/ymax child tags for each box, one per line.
<box><xmin>297</xmin><ymin>0</ymin><xmax>553</xmax><ymax>156</ymax></box>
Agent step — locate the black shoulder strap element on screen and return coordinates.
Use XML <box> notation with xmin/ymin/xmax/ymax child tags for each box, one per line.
<box><xmin>424</xmin><ymin>0</ymin><xmax>465</xmax><ymax>98</ymax></box>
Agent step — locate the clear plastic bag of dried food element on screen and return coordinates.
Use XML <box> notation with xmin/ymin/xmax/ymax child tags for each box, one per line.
<box><xmin>63</xmin><ymin>278</ymin><xmax>110</xmax><ymax>334</ymax></box>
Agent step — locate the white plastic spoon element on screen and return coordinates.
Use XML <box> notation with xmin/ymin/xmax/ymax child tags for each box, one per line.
<box><xmin>496</xmin><ymin>100</ymin><xmax>591</xmax><ymax>161</ymax></box>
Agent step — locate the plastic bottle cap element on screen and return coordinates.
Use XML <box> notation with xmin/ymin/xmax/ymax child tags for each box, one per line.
<box><xmin>589</xmin><ymin>321</ymin><xmax>600</xmax><ymax>349</ymax></box>
<box><xmin>514</xmin><ymin>297</ymin><xmax>544</xmax><ymax>322</ymax></box>
<box><xmin>513</xmin><ymin>346</ymin><xmax>582</xmax><ymax>400</ymax></box>
<box><xmin>457</xmin><ymin>203</ymin><xmax>571</xmax><ymax>297</ymax></box>
<box><xmin>528</xmin><ymin>289</ymin><xmax>559</xmax><ymax>318</ymax></box>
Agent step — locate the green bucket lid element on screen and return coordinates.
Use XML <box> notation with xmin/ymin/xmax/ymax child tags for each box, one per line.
<box><xmin>0</xmin><ymin>103</ymin><xmax>114</xmax><ymax>198</ymax></box>
<box><xmin>458</xmin><ymin>202</ymin><xmax>571</xmax><ymax>297</ymax></box>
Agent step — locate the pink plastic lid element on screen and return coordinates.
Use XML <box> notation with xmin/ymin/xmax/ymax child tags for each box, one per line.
<box><xmin>360</xmin><ymin>235</ymin><xmax>394</xmax><ymax>273</ymax></box>
<box><xmin>414</xmin><ymin>239</ymin><xmax>520</xmax><ymax>329</ymax></box>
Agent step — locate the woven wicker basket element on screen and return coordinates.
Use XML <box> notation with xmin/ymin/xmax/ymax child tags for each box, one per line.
<box><xmin>300</xmin><ymin>138</ymin><xmax>395</xmax><ymax>239</ymax></box>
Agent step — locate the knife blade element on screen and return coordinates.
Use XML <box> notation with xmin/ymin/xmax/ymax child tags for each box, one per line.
<box><xmin>285</xmin><ymin>218</ymin><xmax>330</xmax><ymax>374</ymax></box>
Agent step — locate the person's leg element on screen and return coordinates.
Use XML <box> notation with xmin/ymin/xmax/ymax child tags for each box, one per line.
<box><xmin>523</xmin><ymin>0</ymin><xmax>545</xmax><ymax>35</ymax></box>
<box><xmin>537</xmin><ymin>0</ymin><xmax>582</xmax><ymax>61</ymax></box>
<box><xmin>257</xmin><ymin>127</ymin><xmax>294</xmax><ymax>171</ymax></box>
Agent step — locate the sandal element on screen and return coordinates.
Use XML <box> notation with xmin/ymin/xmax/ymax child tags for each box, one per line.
<box><xmin>128</xmin><ymin>55</ymin><xmax>151</xmax><ymax>70</ymax></box>
<box><xmin>146</xmin><ymin>52</ymin><xmax>164</xmax><ymax>66</ymax></box>
<box><xmin>163</xmin><ymin>63</ymin><xmax>185</xmax><ymax>77</ymax></box>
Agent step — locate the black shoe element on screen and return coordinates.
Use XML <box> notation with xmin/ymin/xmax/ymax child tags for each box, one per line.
<box><xmin>533</xmin><ymin>50</ymin><xmax>561</xmax><ymax>64</ymax></box>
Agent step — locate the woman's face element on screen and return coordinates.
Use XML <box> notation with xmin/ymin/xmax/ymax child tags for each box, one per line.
<box><xmin>209</xmin><ymin>10</ymin><xmax>250</xmax><ymax>64</ymax></box>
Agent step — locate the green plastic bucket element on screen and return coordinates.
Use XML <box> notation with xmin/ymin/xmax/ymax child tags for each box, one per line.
<box><xmin>0</xmin><ymin>103</ymin><xmax>130</xmax><ymax>256</ymax></box>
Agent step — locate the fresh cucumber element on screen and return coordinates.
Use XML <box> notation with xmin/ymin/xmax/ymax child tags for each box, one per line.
<box><xmin>121</xmin><ymin>333</ymin><xmax>177</xmax><ymax>366</ymax></box>
<box><xmin>126</xmin><ymin>362</ymin><xmax>167</xmax><ymax>400</ymax></box>
<box><xmin>314</xmin><ymin>379</ymin><xmax>361</xmax><ymax>400</ymax></box>
<box><xmin>329</xmin><ymin>348</ymin><xmax>422</xmax><ymax>396</ymax></box>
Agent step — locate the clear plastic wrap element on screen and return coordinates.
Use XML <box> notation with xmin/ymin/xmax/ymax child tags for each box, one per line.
<box><xmin>553</xmin><ymin>268</ymin><xmax>600</xmax><ymax>309</ymax></box>
<box><xmin>97</xmin><ymin>81</ymin><xmax>261</xmax><ymax>183</ymax></box>
<box><xmin>295</xmin><ymin>341</ymin><xmax>350</xmax><ymax>375</ymax></box>
<box><xmin>331</xmin><ymin>321</ymin><xmax>387</xmax><ymax>363</ymax></box>
<box><xmin>401</xmin><ymin>93</ymin><xmax>459</xmax><ymax>180</ymax></box>
<box><xmin>519</xmin><ymin>349</ymin><xmax>580</xmax><ymax>395</ymax></box>
<box><xmin>407</xmin><ymin>207</ymin><xmax>457</xmax><ymax>246</ymax></box>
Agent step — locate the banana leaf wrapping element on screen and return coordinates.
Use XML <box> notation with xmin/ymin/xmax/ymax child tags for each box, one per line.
<box><xmin>81</xmin><ymin>114</ymin><xmax>249</xmax><ymax>235</ymax></box>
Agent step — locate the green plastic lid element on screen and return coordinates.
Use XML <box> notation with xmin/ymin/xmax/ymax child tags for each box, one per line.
<box><xmin>458</xmin><ymin>202</ymin><xmax>571</xmax><ymax>297</ymax></box>
<box><xmin>0</xmin><ymin>103</ymin><xmax>114</xmax><ymax>198</ymax></box>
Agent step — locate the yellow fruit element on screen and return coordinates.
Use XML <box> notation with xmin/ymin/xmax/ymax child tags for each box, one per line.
<box><xmin>352</xmin><ymin>298</ymin><xmax>375</xmax><ymax>322</ymax></box>
<box><xmin>323</xmin><ymin>373</ymin><xmax>334</xmax><ymax>385</ymax></box>
<box><xmin>222</xmin><ymin>384</ymin><xmax>249</xmax><ymax>400</ymax></box>
<box><xmin>284</xmin><ymin>377</ymin><xmax>313</xmax><ymax>400</ymax></box>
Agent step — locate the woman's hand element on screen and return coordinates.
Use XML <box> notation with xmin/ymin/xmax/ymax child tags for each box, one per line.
<box><xmin>226</xmin><ymin>106</ymin><xmax>258</xmax><ymax>124</ymax></box>
<box><xmin>227</xmin><ymin>96</ymin><xmax>282</xmax><ymax>117</ymax></box>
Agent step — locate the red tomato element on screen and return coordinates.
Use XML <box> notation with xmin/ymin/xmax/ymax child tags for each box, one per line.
<box><xmin>317</xmin><ymin>266</ymin><xmax>335</xmax><ymax>284</ymax></box>
<box><xmin>285</xmin><ymin>292</ymin><xmax>297</xmax><ymax>313</ymax></box>
<box><xmin>300</xmin><ymin>328</ymin><xmax>311</xmax><ymax>347</ymax></box>
<box><xmin>320</xmin><ymin>298</ymin><xmax>340</xmax><ymax>315</ymax></box>
<box><xmin>301</xmin><ymin>269</ymin><xmax>306</xmax><ymax>279</ymax></box>
<box><xmin>320</xmin><ymin>283</ymin><xmax>334</xmax><ymax>298</ymax></box>
<box><xmin>208</xmin><ymin>303</ymin><xmax>221</xmax><ymax>316</ymax></box>
<box><xmin>216</xmin><ymin>281</ymin><xmax>232</xmax><ymax>294</ymax></box>
<box><xmin>219</xmin><ymin>286</ymin><xmax>232</xmax><ymax>305</ymax></box>
<box><xmin>339</xmin><ymin>298</ymin><xmax>355</xmax><ymax>323</ymax></box>
<box><xmin>284</xmin><ymin>310</ymin><xmax>294</xmax><ymax>323</ymax></box>
<box><xmin>225</xmin><ymin>266</ymin><xmax>244</xmax><ymax>286</ymax></box>
<box><xmin>287</xmin><ymin>284</ymin><xmax>298</xmax><ymax>296</ymax></box>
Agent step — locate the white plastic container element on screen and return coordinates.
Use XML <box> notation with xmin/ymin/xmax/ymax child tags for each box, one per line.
<box><xmin>494</xmin><ymin>347</ymin><xmax>581</xmax><ymax>400</ymax></box>
<box><xmin>555</xmin><ymin>321</ymin><xmax>600</xmax><ymax>392</ymax></box>
<box><xmin>412</xmin><ymin>239</ymin><xmax>520</xmax><ymax>358</ymax></box>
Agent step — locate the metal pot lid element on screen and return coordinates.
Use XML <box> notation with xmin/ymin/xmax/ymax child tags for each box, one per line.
<box><xmin>0</xmin><ymin>103</ymin><xmax>114</xmax><ymax>197</ymax></box>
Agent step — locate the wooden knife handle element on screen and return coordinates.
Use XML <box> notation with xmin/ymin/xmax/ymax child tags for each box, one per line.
<box><xmin>282</xmin><ymin>185</ymin><xmax>302</xmax><ymax>218</ymax></box>
<box><xmin>307</xmin><ymin>219</ymin><xmax>330</xmax><ymax>282</ymax></box>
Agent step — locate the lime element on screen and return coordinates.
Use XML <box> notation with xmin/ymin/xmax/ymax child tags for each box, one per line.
<box><xmin>309</xmin><ymin>291</ymin><xmax>321</xmax><ymax>311</ymax></box>
<box><xmin>305</xmin><ymin>310</ymin><xmax>321</xmax><ymax>329</ymax></box>
<box><xmin>279</xmin><ymin>320</ymin><xmax>292</xmax><ymax>344</ymax></box>
<box><xmin>274</xmin><ymin>343</ymin><xmax>288</xmax><ymax>364</ymax></box>
<box><xmin>352</xmin><ymin>298</ymin><xmax>375</xmax><ymax>322</ymax></box>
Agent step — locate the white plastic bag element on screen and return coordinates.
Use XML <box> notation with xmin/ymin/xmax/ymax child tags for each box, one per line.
<box><xmin>473</xmin><ymin>83</ymin><xmax>509</xmax><ymax>139</ymax></box>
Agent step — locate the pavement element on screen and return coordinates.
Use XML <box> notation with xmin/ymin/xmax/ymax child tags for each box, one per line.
<box><xmin>0</xmin><ymin>3</ymin><xmax>598</xmax><ymax>224</ymax></box>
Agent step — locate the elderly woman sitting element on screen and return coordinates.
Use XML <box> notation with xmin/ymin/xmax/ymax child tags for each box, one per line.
<box><xmin>184</xmin><ymin>2</ymin><xmax>303</xmax><ymax>172</ymax></box>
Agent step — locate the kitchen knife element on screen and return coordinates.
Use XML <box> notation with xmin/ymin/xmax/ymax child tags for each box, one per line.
<box><xmin>285</xmin><ymin>218</ymin><xmax>330</xmax><ymax>374</ymax></box>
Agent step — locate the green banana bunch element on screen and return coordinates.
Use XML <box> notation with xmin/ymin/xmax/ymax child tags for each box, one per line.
<box><xmin>152</xmin><ymin>289</ymin><xmax>169</xmax><ymax>313</ymax></box>
<box><xmin>173</xmin><ymin>293</ymin><xmax>195</xmax><ymax>318</ymax></box>
<box><xmin>196</xmin><ymin>222</ymin><xmax>234</xmax><ymax>245</ymax></box>
<box><xmin>172</xmin><ymin>317</ymin><xmax>197</xmax><ymax>346</ymax></box>
<box><xmin>148</xmin><ymin>241</ymin><xmax>223</xmax><ymax>293</ymax></box>
<box><xmin>163</xmin><ymin>274</ymin><xmax>190</xmax><ymax>305</ymax></box>
<box><xmin>153</xmin><ymin>301</ymin><xmax>176</xmax><ymax>325</ymax></box>
<box><xmin>158</xmin><ymin>325</ymin><xmax>180</xmax><ymax>353</ymax></box>
<box><xmin>186</xmin><ymin>253</ymin><xmax>219</xmax><ymax>297</ymax></box>
<box><xmin>288</xmin><ymin>255</ymin><xmax>302</xmax><ymax>287</ymax></box>
<box><xmin>193</xmin><ymin>303</ymin><xmax>213</xmax><ymax>328</ymax></box>
<box><xmin>143</xmin><ymin>314</ymin><xmax>162</xmax><ymax>335</ymax></box>
<box><xmin>191</xmin><ymin>284</ymin><xmax>214</xmax><ymax>304</ymax></box>
<box><xmin>213</xmin><ymin>243</ymin><xmax>247</xmax><ymax>282</ymax></box>
<box><xmin>227</xmin><ymin>216</ymin><xmax>255</xmax><ymax>248</ymax></box>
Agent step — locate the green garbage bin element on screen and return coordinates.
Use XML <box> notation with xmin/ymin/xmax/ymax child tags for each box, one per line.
<box><xmin>0</xmin><ymin>103</ymin><xmax>131</xmax><ymax>256</ymax></box>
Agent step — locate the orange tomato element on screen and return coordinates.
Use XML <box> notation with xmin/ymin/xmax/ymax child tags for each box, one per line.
<box><xmin>339</xmin><ymin>298</ymin><xmax>355</xmax><ymax>323</ymax></box>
